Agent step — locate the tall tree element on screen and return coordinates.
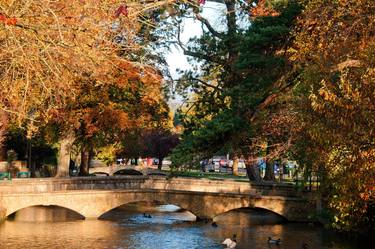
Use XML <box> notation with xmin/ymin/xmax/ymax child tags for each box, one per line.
<box><xmin>290</xmin><ymin>0</ymin><xmax>375</xmax><ymax>234</ymax></box>
<box><xmin>169</xmin><ymin>0</ymin><xmax>302</xmax><ymax>181</ymax></box>
<box><xmin>46</xmin><ymin>60</ymin><xmax>167</xmax><ymax>175</ymax></box>
<box><xmin>0</xmin><ymin>0</ymin><xmax>174</xmax><ymax>175</ymax></box>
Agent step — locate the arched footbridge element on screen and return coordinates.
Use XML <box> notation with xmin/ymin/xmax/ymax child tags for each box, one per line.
<box><xmin>0</xmin><ymin>176</ymin><xmax>317</xmax><ymax>222</ymax></box>
<box><xmin>89</xmin><ymin>164</ymin><xmax>151</xmax><ymax>176</ymax></box>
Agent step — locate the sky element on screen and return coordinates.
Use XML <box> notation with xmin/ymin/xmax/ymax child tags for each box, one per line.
<box><xmin>166</xmin><ymin>2</ymin><xmax>227</xmax><ymax>79</ymax></box>
<box><xmin>165</xmin><ymin>2</ymin><xmax>227</xmax><ymax>109</ymax></box>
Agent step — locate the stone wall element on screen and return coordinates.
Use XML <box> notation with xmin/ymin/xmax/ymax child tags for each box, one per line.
<box><xmin>0</xmin><ymin>176</ymin><xmax>148</xmax><ymax>194</ymax></box>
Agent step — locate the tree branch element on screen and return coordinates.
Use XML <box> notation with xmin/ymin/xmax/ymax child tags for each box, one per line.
<box><xmin>175</xmin><ymin>23</ymin><xmax>224</xmax><ymax>64</ymax></box>
<box><xmin>195</xmin><ymin>13</ymin><xmax>224</xmax><ymax>38</ymax></box>
<box><xmin>191</xmin><ymin>77</ymin><xmax>222</xmax><ymax>91</ymax></box>
<box><xmin>249</xmin><ymin>71</ymin><xmax>298</xmax><ymax>122</ymax></box>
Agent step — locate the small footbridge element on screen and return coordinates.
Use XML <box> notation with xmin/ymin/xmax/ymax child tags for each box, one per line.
<box><xmin>89</xmin><ymin>164</ymin><xmax>150</xmax><ymax>176</ymax></box>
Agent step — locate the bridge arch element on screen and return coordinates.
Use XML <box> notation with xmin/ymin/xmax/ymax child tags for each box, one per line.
<box><xmin>98</xmin><ymin>200</ymin><xmax>197</xmax><ymax>219</ymax></box>
<box><xmin>113</xmin><ymin>169</ymin><xmax>143</xmax><ymax>176</ymax></box>
<box><xmin>96</xmin><ymin>193</ymin><xmax>202</xmax><ymax>219</ymax></box>
<box><xmin>5</xmin><ymin>203</ymin><xmax>85</xmax><ymax>219</ymax></box>
<box><xmin>213</xmin><ymin>206</ymin><xmax>288</xmax><ymax>221</ymax></box>
<box><xmin>89</xmin><ymin>165</ymin><xmax>145</xmax><ymax>176</ymax></box>
<box><xmin>207</xmin><ymin>197</ymin><xmax>290</xmax><ymax>220</ymax></box>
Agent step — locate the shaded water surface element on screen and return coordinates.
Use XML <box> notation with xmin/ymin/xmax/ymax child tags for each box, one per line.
<box><xmin>0</xmin><ymin>203</ymin><xmax>365</xmax><ymax>249</ymax></box>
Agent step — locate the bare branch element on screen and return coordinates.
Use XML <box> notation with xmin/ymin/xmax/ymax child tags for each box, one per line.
<box><xmin>175</xmin><ymin>21</ymin><xmax>225</xmax><ymax>64</ymax></box>
<box><xmin>195</xmin><ymin>13</ymin><xmax>224</xmax><ymax>38</ymax></box>
<box><xmin>190</xmin><ymin>78</ymin><xmax>222</xmax><ymax>91</ymax></box>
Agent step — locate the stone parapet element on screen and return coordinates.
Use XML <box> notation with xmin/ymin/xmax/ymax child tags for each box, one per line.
<box><xmin>0</xmin><ymin>176</ymin><xmax>148</xmax><ymax>194</ymax></box>
<box><xmin>144</xmin><ymin>177</ymin><xmax>302</xmax><ymax>197</ymax></box>
<box><xmin>0</xmin><ymin>176</ymin><xmax>303</xmax><ymax>198</ymax></box>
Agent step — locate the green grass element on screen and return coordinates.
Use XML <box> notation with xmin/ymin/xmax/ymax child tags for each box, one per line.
<box><xmin>167</xmin><ymin>170</ymin><xmax>249</xmax><ymax>181</ymax></box>
<box><xmin>162</xmin><ymin>169</ymin><xmax>319</xmax><ymax>189</ymax></box>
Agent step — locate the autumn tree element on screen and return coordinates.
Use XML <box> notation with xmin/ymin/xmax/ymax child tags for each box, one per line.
<box><xmin>290</xmin><ymin>0</ymin><xmax>375</xmax><ymax>234</ymax></box>
<box><xmin>0</xmin><ymin>0</ymin><xmax>175</xmax><ymax>175</ymax></box>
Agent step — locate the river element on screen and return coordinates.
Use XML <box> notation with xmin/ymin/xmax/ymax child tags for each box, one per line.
<box><xmin>0</xmin><ymin>203</ymin><xmax>365</xmax><ymax>249</ymax></box>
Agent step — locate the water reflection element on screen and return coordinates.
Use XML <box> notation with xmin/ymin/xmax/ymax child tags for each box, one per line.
<box><xmin>0</xmin><ymin>204</ymin><xmax>365</xmax><ymax>249</ymax></box>
<box><xmin>101</xmin><ymin>202</ymin><xmax>196</xmax><ymax>225</ymax></box>
<box><xmin>8</xmin><ymin>205</ymin><xmax>84</xmax><ymax>222</ymax></box>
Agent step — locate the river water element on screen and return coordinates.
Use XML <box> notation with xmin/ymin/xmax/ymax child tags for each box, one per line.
<box><xmin>0</xmin><ymin>203</ymin><xmax>365</xmax><ymax>249</ymax></box>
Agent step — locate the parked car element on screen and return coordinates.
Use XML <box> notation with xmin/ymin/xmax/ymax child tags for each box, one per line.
<box><xmin>204</xmin><ymin>156</ymin><xmax>227</xmax><ymax>172</ymax></box>
<box><xmin>205</xmin><ymin>161</ymin><xmax>219</xmax><ymax>172</ymax></box>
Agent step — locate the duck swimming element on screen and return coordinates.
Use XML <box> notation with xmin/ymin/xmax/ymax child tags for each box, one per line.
<box><xmin>222</xmin><ymin>234</ymin><xmax>237</xmax><ymax>249</ymax></box>
<box><xmin>143</xmin><ymin>213</ymin><xmax>152</xmax><ymax>218</ymax></box>
<box><xmin>268</xmin><ymin>237</ymin><xmax>282</xmax><ymax>245</ymax></box>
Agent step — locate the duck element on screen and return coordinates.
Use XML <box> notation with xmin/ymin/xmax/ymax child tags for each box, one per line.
<box><xmin>222</xmin><ymin>234</ymin><xmax>237</xmax><ymax>249</ymax></box>
<box><xmin>268</xmin><ymin>237</ymin><xmax>282</xmax><ymax>245</ymax></box>
<box><xmin>143</xmin><ymin>213</ymin><xmax>152</xmax><ymax>218</ymax></box>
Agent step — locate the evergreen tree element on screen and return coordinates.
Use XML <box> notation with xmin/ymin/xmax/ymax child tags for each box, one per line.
<box><xmin>171</xmin><ymin>0</ymin><xmax>302</xmax><ymax>181</ymax></box>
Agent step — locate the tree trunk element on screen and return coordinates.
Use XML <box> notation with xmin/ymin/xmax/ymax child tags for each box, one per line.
<box><xmin>225</xmin><ymin>0</ymin><xmax>237</xmax><ymax>62</ymax></box>
<box><xmin>89</xmin><ymin>148</ymin><xmax>94</xmax><ymax>169</ymax></box>
<box><xmin>158</xmin><ymin>156</ymin><xmax>163</xmax><ymax>170</ymax></box>
<box><xmin>263</xmin><ymin>159</ymin><xmax>275</xmax><ymax>181</ymax></box>
<box><xmin>0</xmin><ymin>143</ymin><xmax>6</xmax><ymax>161</ymax></box>
<box><xmin>279</xmin><ymin>162</ymin><xmax>284</xmax><ymax>181</ymax></box>
<box><xmin>79</xmin><ymin>150</ymin><xmax>90</xmax><ymax>176</ymax></box>
<box><xmin>27</xmin><ymin>140</ymin><xmax>36</xmax><ymax>178</ymax></box>
<box><xmin>263</xmin><ymin>143</ymin><xmax>275</xmax><ymax>181</ymax></box>
<box><xmin>245</xmin><ymin>159</ymin><xmax>261</xmax><ymax>182</ymax></box>
<box><xmin>232</xmin><ymin>156</ymin><xmax>239</xmax><ymax>176</ymax></box>
<box><xmin>0</xmin><ymin>111</ymin><xmax>8</xmax><ymax>161</ymax></box>
<box><xmin>79</xmin><ymin>139</ymin><xmax>94</xmax><ymax>176</ymax></box>
<box><xmin>56</xmin><ymin>133</ymin><xmax>74</xmax><ymax>177</ymax></box>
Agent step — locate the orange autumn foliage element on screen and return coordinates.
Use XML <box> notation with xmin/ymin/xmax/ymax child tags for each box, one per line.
<box><xmin>250</xmin><ymin>0</ymin><xmax>280</xmax><ymax>18</ymax></box>
<box><xmin>0</xmin><ymin>14</ymin><xmax>17</xmax><ymax>25</ymax></box>
<box><xmin>290</xmin><ymin>0</ymin><xmax>375</xmax><ymax>233</ymax></box>
<box><xmin>0</xmin><ymin>0</ymin><xmax>173</xmax><ymax>136</ymax></box>
<box><xmin>44</xmin><ymin>56</ymin><xmax>168</xmax><ymax>145</ymax></box>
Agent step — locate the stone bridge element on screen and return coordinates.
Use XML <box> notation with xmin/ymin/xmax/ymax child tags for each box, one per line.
<box><xmin>0</xmin><ymin>176</ymin><xmax>316</xmax><ymax>222</ymax></box>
